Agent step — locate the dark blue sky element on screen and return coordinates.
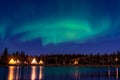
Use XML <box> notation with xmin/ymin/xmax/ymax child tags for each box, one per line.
<box><xmin>0</xmin><ymin>0</ymin><xmax>120</xmax><ymax>55</ymax></box>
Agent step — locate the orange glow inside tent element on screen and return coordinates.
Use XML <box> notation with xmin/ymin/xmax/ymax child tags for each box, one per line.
<box><xmin>9</xmin><ymin>58</ymin><xmax>16</xmax><ymax>65</ymax></box>
<box><xmin>74</xmin><ymin>60</ymin><xmax>78</xmax><ymax>65</ymax></box>
<box><xmin>24</xmin><ymin>61</ymin><xmax>28</xmax><ymax>64</ymax></box>
<box><xmin>16</xmin><ymin>60</ymin><xmax>21</xmax><ymax>64</ymax></box>
<box><xmin>31</xmin><ymin>58</ymin><xmax>38</xmax><ymax>64</ymax></box>
<box><xmin>39</xmin><ymin>60</ymin><xmax>44</xmax><ymax>65</ymax></box>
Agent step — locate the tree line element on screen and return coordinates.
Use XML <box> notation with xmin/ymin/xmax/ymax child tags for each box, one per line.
<box><xmin>0</xmin><ymin>48</ymin><xmax>120</xmax><ymax>65</ymax></box>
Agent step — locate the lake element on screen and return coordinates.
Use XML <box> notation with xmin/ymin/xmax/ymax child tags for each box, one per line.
<box><xmin>0</xmin><ymin>66</ymin><xmax>119</xmax><ymax>80</ymax></box>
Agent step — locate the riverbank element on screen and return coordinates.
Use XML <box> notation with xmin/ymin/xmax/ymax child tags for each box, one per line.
<box><xmin>44</xmin><ymin>64</ymin><xmax>120</xmax><ymax>68</ymax></box>
<box><xmin>1</xmin><ymin>64</ymin><xmax>120</xmax><ymax>68</ymax></box>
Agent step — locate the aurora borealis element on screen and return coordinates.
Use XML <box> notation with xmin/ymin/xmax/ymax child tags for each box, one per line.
<box><xmin>0</xmin><ymin>0</ymin><xmax>120</xmax><ymax>55</ymax></box>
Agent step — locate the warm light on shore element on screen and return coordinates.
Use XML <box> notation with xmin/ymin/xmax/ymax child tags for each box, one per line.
<box><xmin>39</xmin><ymin>60</ymin><xmax>44</xmax><ymax>65</ymax></box>
<box><xmin>16</xmin><ymin>60</ymin><xmax>21</xmax><ymax>64</ymax></box>
<box><xmin>115</xmin><ymin>58</ymin><xmax>118</xmax><ymax>62</ymax></box>
<box><xmin>24</xmin><ymin>61</ymin><xmax>28</xmax><ymax>64</ymax></box>
<box><xmin>9</xmin><ymin>58</ymin><xmax>16</xmax><ymax>65</ymax></box>
<box><xmin>31</xmin><ymin>58</ymin><xmax>38</xmax><ymax>64</ymax></box>
<box><xmin>74</xmin><ymin>60</ymin><xmax>78</xmax><ymax>65</ymax></box>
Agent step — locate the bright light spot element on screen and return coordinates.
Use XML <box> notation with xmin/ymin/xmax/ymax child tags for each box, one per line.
<box><xmin>39</xmin><ymin>60</ymin><xmax>44</xmax><ymax>65</ymax></box>
<box><xmin>31</xmin><ymin>58</ymin><xmax>38</xmax><ymax>64</ymax></box>
<box><xmin>9</xmin><ymin>58</ymin><xmax>16</xmax><ymax>65</ymax></box>
<box><xmin>115</xmin><ymin>58</ymin><xmax>118</xmax><ymax>62</ymax></box>
<box><xmin>74</xmin><ymin>60</ymin><xmax>79</xmax><ymax>65</ymax></box>
<box><xmin>16</xmin><ymin>60</ymin><xmax>21</xmax><ymax>64</ymax></box>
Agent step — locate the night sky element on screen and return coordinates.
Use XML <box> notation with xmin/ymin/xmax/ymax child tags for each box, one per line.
<box><xmin>0</xmin><ymin>0</ymin><xmax>120</xmax><ymax>55</ymax></box>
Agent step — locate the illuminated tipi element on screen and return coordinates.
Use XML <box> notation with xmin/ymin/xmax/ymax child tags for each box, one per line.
<box><xmin>9</xmin><ymin>58</ymin><xmax>16</xmax><ymax>65</ymax></box>
<box><xmin>74</xmin><ymin>60</ymin><xmax>79</xmax><ymax>65</ymax></box>
<box><xmin>31</xmin><ymin>58</ymin><xmax>38</xmax><ymax>64</ymax></box>
<box><xmin>24</xmin><ymin>61</ymin><xmax>28</xmax><ymax>64</ymax></box>
<box><xmin>16</xmin><ymin>59</ymin><xmax>21</xmax><ymax>64</ymax></box>
<box><xmin>39</xmin><ymin>59</ymin><xmax>44</xmax><ymax>65</ymax></box>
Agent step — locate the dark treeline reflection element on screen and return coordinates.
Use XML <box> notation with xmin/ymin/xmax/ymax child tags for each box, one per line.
<box><xmin>0</xmin><ymin>66</ymin><xmax>119</xmax><ymax>80</ymax></box>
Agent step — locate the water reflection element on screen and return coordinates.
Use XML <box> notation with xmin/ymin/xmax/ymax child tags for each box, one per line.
<box><xmin>116</xmin><ymin>67</ymin><xmax>118</xmax><ymax>80</ymax></box>
<box><xmin>4</xmin><ymin>66</ymin><xmax>120</xmax><ymax>80</ymax></box>
<box><xmin>108</xmin><ymin>67</ymin><xmax>110</xmax><ymax>77</ymax></box>
<box><xmin>107</xmin><ymin>67</ymin><xmax>119</xmax><ymax>80</ymax></box>
<box><xmin>39</xmin><ymin>66</ymin><xmax>43</xmax><ymax>80</ymax></box>
<box><xmin>31</xmin><ymin>66</ymin><xmax>37</xmax><ymax>80</ymax></box>
<box><xmin>8</xmin><ymin>66</ymin><xmax>15</xmax><ymax>80</ymax></box>
<box><xmin>16</xmin><ymin>66</ymin><xmax>20</xmax><ymax>80</ymax></box>
<box><xmin>73</xmin><ymin>67</ymin><xmax>80</xmax><ymax>79</ymax></box>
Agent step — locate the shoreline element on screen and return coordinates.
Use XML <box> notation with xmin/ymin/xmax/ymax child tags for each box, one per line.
<box><xmin>1</xmin><ymin>64</ymin><xmax>120</xmax><ymax>67</ymax></box>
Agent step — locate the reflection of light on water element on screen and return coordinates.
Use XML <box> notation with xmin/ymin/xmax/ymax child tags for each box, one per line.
<box><xmin>31</xmin><ymin>66</ymin><xmax>37</xmax><ymax>80</ymax></box>
<box><xmin>39</xmin><ymin>66</ymin><xmax>43</xmax><ymax>80</ymax></box>
<box><xmin>108</xmin><ymin>67</ymin><xmax>110</xmax><ymax>77</ymax></box>
<box><xmin>74</xmin><ymin>67</ymin><xmax>80</xmax><ymax>79</ymax></box>
<box><xmin>16</xmin><ymin>66</ymin><xmax>19</xmax><ymax>80</ymax></box>
<box><xmin>116</xmin><ymin>67</ymin><xmax>118</xmax><ymax>80</ymax></box>
<box><xmin>8</xmin><ymin>66</ymin><xmax>15</xmax><ymax>80</ymax></box>
<box><xmin>74</xmin><ymin>72</ymin><xmax>79</xmax><ymax>78</ymax></box>
<box><xmin>108</xmin><ymin>67</ymin><xmax>119</xmax><ymax>80</ymax></box>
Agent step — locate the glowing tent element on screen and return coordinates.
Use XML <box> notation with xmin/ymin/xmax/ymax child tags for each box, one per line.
<box><xmin>16</xmin><ymin>60</ymin><xmax>21</xmax><ymax>64</ymax></box>
<box><xmin>39</xmin><ymin>59</ymin><xmax>44</xmax><ymax>65</ymax></box>
<box><xmin>24</xmin><ymin>61</ymin><xmax>28</xmax><ymax>64</ymax></box>
<box><xmin>31</xmin><ymin>58</ymin><xmax>38</xmax><ymax>64</ymax></box>
<box><xmin>74</xmin><ymin>60</ymin><xmax>79</xmax><ymax>65</ymax></box>
<box><xmin>9</xmin><ymin>58</ymin><xmax>16</xmax><ymax>65</ymax></box>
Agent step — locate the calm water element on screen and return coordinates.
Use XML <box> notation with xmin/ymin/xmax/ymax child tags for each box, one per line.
<box><xmin>0</xmin><ymin>66</ymin><xmax>119</xmax><ymax>80</ymax></box>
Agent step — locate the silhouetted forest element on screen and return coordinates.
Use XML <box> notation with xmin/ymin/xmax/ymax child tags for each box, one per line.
<box><xmin>0</xmin><ymin>48</ymin><xmax>120</xmax><ymax>65</ymax></box>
